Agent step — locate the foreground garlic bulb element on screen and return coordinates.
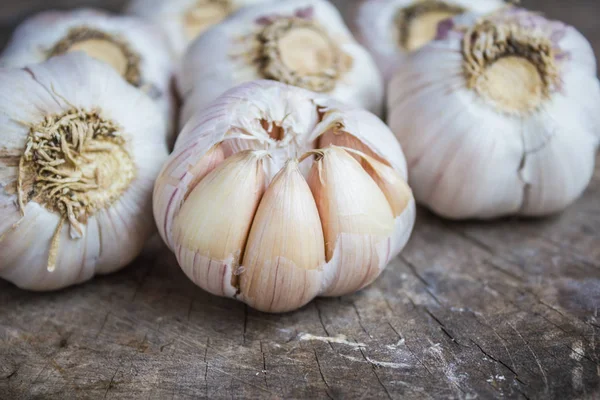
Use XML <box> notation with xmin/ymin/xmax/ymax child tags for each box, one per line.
<box><xmin>177</xmin><ymin>0</ymin><xmax>384</xmax><ymax>126</ymax></box>
<box><xmin>345</xmin><ymin>0</ymin><xmax>504</xmax><ymax>82</ymax></box>
<box><xmin>154</xmin><ymin>80</ymin><xmax>415</xmax><ymax>313</ymax></box>
<box><xmin>0</xmin><ymin>8</ymin><xmax>176</xmax><ymax>143</ymax></box>
<box><xmin>126</xmin><ymin>0</ymin><xmax>274</xmax><ymax>59</ymax></box>
<box><xmin>0</xmin><ymin>54</ymin><xmax>168</xmax><ymax>290</ymax></box>
<box><xmin>388</xmin><ymin>9</ymin><xmax>600</xmax><ymax>219</ymax></box>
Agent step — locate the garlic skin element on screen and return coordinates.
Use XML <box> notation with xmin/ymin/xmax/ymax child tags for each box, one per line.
<box><xmin>345</xmin><ymin>0</ymin><xmax>505</xmax><ymax>82</ymax></box>
<box><xmin>388</xmin><ymin>9</ymin><xmax>600</xmax><ymax>219</ymax></box>
<box><xmin>126</xmin><ymin>0</ymin><xmax>274</xmax><ymax>59</ymax></box>
<box><xmin>0</xmin><ymin>54</ymin><xmax>168</xmax><ymax>291</ymax></box>
<box><xmin>154</xmin><ymin>80</ymin><xmax>415</xmax><ymax>313</ymax></box>
<box><xmin>177</xmin><ymin>0</ymin><xmax>384</xmax><ymax>126</ymax></box>
<box><xmin>0</xmin><ymin>8</ymin><xmax>176</xmax><ymax>144</ymax></box>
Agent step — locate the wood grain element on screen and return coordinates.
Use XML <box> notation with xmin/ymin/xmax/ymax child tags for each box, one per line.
<box><xmin>1</xmin><ymin>1</ymin><xmax>599</xmax><ymax>399</ymax></box>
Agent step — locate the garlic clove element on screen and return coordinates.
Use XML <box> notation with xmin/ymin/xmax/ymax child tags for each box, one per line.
<box><xmin>0</xmin><ymin>196</ymin><xmax>21</xmax><ymax>243</ymax></box>
<box><xmin>177</xmin><ymin>0</ymin><xmax>384</xmax><ymax>125</ymax></box>
<box><xmin>93</xmin><ymin>188</ymin><xmax>156</xmax><ymax>275</ymax></box>
<box><xmin>184</xmin><ymin>144</ymin><xmax>226</xmax><ymax>200</ymax></box>
<box><xmin>311</xmin><ymin>100</ymin><xmax>408</xmax><ymax>179</ymax></box>
<box><xmin>153</xmin><ymin>143</ymin><xmax>225</xmax><ymax>248</ymax></box>
<box><xmin>318</xmin><ymin>127</ymin><xmax>390</xmax><ymax>167</ymax></box>
<box><xmin>239</xmin><ymin>160</ymin><xmax>324</xmax><ymax>313</ymax></box>
<box><xmin>305</xmin><ymin>146</ymin><xmax>395</xmax><ymax>297</ymax></box>
<box><xmin>518</xmin><ymin>94</ymin><xmax>598</xmax><ymax>216</ymax></box>
<box><xmin>0</xmin><ymin>53</ymin><xmax>169</xmax><ymax>291</ymax></box>
<box><xmin>172</xmin><ymin>150</ymin><xmax>267</xmax><ymax>298</ymax></box>
<box><xmin>0</xmin><ymin>206</ymin><xmax>61</xmax><ymax>289</ymax></box>
<box><xmin>343</xmin><ymin>148</ymin><xmax>413</xmax><ymax>217</ymax></box>
<box><xmin>0</xmin><ymin>8</ymin><xmax>176</xmax><ymax>144</ymax></box>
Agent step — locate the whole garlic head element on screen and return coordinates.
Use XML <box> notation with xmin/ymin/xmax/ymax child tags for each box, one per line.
<box><xmin>154</xmin><ymin>80</ymin><xmax>415</xmax><ymax>313</ymax></box>
<box><xmin>177</xmin><ymin>0</ymin><xmax>384</xmax><ymax>126</ymax></box>
<box><xmin>388</xmin><ymin>8</ymin><xmax>600</xmax><ymax>219</ymax></box>
<box><xmin>345</xmin><ymin>0</ymin><xmax>505</xmax><ymax>82</ymax></box>
<box><xmin>0</xmin><ymin>8</ymin><xmax>176</xmax><ymax>144</ymax></box>
<box><xmin>126</xmin><ymin>0</ymin><xmax>275</xmax><ymax>59</ymax></box>
<box><xmin>0</xmin><ymin>54</ymin><xmax>169</xmax><ymax>291</ymax></box>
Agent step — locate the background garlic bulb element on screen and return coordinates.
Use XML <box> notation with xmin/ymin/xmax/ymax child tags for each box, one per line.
<box><xmin>177</xmin><ymin>0</ymin><xmax>384</xmax><ymax>126</ymax></box>
<box><xmin>388</xmin><ymin>8</ymin><xmax>600</xmax><ymax>219</ymax></box>
<box><xmin>0</xmin><ymin>8</ymin><xmax>176</xmax><ymax>144</ymax></box>
<box><xmin>0</xmin><ymin>53</ymin><xmax>168</xmax><ymax>291</ymax></box>
<box><xmin>154</xmin><ymin>80</ymin><xmax>415</xmax><ymax>313</ymax></box>
<box><xmin>344</xmin><ymin>0</ymin><xmax>505</xmax><ymax>82</ymax></box>
<box><xmin>126</xmin><ymin>0</ymin><xmax>274</xmax><ymax>59</ymax></box>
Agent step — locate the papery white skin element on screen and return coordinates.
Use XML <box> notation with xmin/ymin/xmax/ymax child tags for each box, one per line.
<box><xmin>154</xmin><ymin>80</ymin><xmax>415</xmax><ymax>312</ymax></box>
<box><xmin>388</xmin><ymin>9</ymin><xmax>600</xmax><ymax>219</ymax></box>
<box><xmin>178</xmin><ymin>0</ymin><xmax>384</xmax><ymax>126</ymax></box>
<box><xmin>0</xmin><ymin>8</ymin><xmax>177</xmax><ymax>143</ymax></box>
<box><xmin>126</xmin><ymin>0</ymin><xmax>274</xmax><ymax>59</ymax></box>
<box><xmin>346</xmin><ymin>0</ymin><xmax>504</xmax><ymax>82</ymax></box>
<box><xmin>0</xmin><ymin>54</ymin><xmax>169</xmax><ymax>290</ymax></box>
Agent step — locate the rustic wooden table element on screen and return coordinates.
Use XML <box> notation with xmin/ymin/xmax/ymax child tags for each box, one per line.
<box><xmin>1</xmin><ymin>1</ymin><xmax>599</xmax><ymax>399</ymax></box>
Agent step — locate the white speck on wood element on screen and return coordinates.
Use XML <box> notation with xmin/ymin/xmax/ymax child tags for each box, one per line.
<box><xmin>487</xmin><ymin>375</ymin><xmax>506</xmax><ymax>383</ymax></box>
<box><xmin>339</xmin><ymin>354</ymin><xmax>411</xmax><ymax>369</ymax></box>
<box><xmin>427</xmin><ymin>343</ymin><xmax>474</xmax><ymax>397</ymax></box>
<box><xmin>386</xmin><ymin>338</ymin><xmax>405</xmax><ymax>350</ymax></box>
<box><xmin>299</xmin><ymin>333</ymin><xmax>366</xmax><ymax>348</ymax></box>
<box><xmin>570</xmin><ymin>340</ymin><xmax>584</xmax><ymax>390</ymax></box>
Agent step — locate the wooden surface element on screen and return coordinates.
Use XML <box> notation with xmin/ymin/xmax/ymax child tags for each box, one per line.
<box><xmin>1</xmin><ymin>1</ymin><xmax>600</xmax><ymax>399</ymax></box>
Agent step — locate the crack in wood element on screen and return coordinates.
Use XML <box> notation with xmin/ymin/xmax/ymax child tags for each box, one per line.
<box><xmin>358</xmin><ymin>347</ymin><xmax>393</xmax><ymax>400</ymax></box>
<box><xmin>351</xmin><ymin>301</ymin><xmax>372</xmax><ymax>339</ymax></box>
<box><xmin>313</xmin><ymin>349</ymin><xmax>334</xmax><ymax>400</ymax></box>
<box><xmin>471</xmin><ymin>339</ymin><xmax>525</xmax><ymax>384</ymax></box>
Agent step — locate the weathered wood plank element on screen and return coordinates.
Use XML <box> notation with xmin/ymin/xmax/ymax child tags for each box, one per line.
<box><xmin>1</xmin><ymin>0</ymin><xmax>599</xmax><ymax>399</ymax></box>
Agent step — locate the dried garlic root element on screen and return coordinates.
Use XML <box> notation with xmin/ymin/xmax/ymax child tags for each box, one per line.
<box><xmin>126</xmin><ymin>0</ymin><xmax>275</xmax><ymax>59</ymax></box>
<box><xmin>177</xmin><ymin>0</ymin><xmax>384</xmax><ymax>126</ymax></box>
<box><xmin>154</xmin><ymin>80</ymin><xmax>415</xmax><ymax>313</ymax></box>
<box><xmin>0</xmin><ymin>54</ymin><xmax>169</xmax><ymax>291</ymax></box>
<box><xmin>388</xmin><ymin>8</ymin><xmax>600</xmax><ymax>219</ymax></box>
<box><xmin>0</xmin><ymin>8</ymin><xmax>177</xmax><ymax>144</ymax></box>
<box><xmin>343</xmin><ymin>0</ymin><xmax>504</xmax><ymax>82</ymax></box>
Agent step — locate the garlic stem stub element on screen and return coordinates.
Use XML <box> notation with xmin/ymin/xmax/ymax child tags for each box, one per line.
<box><xmin>177</xmin><ymin>0</ymin><xmax>384</xmax><ymax>126</ymax></box>
<box><xmin>0</xmin><ymin>8</ymin><xmax>177</xmax><ymax>144</ymax></box>
<box><xmin>126</xmin><ymin>0</ymin><xmax>275</xmax><ymax>59</ymax></box>
<box><xmin>388</xmin><ymin>8</ymin><xmax>600</xmax><ymax>219</ymax></box>
<box><xmin>345</xmin><ymin>0</ymin><xmax>505</xmax><ymax>82</ymax></box>
<box><xmin>0</xmin><ymin>54</ymin><xmax>169</xmax><ymax>291</ymax></box>
<box><xmin>154</xmin><ymin>80</ymin><xmax>416</xmax><ymax>313</ymax></box>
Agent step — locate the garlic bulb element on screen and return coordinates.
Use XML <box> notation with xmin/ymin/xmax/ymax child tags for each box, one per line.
<box><xmin>154</xmin><ymin>80</ymin><xmax>415</xmax><ymax>313</ymax></box>
<box><xmin>126</xmin><ymin>0</ymin><xmax>274</xmax><ymax>59</ymax></box>
<box><xmin>0</xmin><ymin>8</ymin><xmax>176</xmax><ymax>144</ymax></box>
<box><xmin>345</xmin><ymin>0</ymin><xmax>505</xmax><ymax>82</ymax></box>
<box><xmin>0</xmin><ymin>53</ymin><xmax>168</xmax><ymax>291</ymax></box>
<box><xmin>177</xmin><ymin>0</ymin><xmax>384</xmax><ymax>126</ymax></box>
<box><xmin>388</xmin><ymin>8</ymin><xmax>600</xmax><ymax>219</ymax></box>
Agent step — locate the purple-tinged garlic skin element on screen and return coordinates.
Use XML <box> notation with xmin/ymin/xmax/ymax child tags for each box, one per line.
<box><xmin>0</xmin><ymin>8</ymin><xmax>177</xmax><ymax>145</ymax></box>
<box><xmin>0</xmin><ymin>54</ymin><xmax>169</xmax><ymax>291</ymax></box>
<box><xmin>177</xmin><ymin>0</ymin><xmax>384</xmax><ymax>126</ymax></box>
<box><xmin>126</xmin><ymin>0</ymin><xmax>275</xmax><ymax>59</ymax></box>
<box><xmin>154</xmin><ymin>80</ymin><xmax>415</xmax><ymax>313</ymax></box>
<box><xmin>346</xmin><ymin>0</ymin><xmax>505</xmax><ymax>83</ymax></box>
<box><xmin>388</xmin><ymin>9</ymin><xmax>600</xmax><ymax>219</ymax></box>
